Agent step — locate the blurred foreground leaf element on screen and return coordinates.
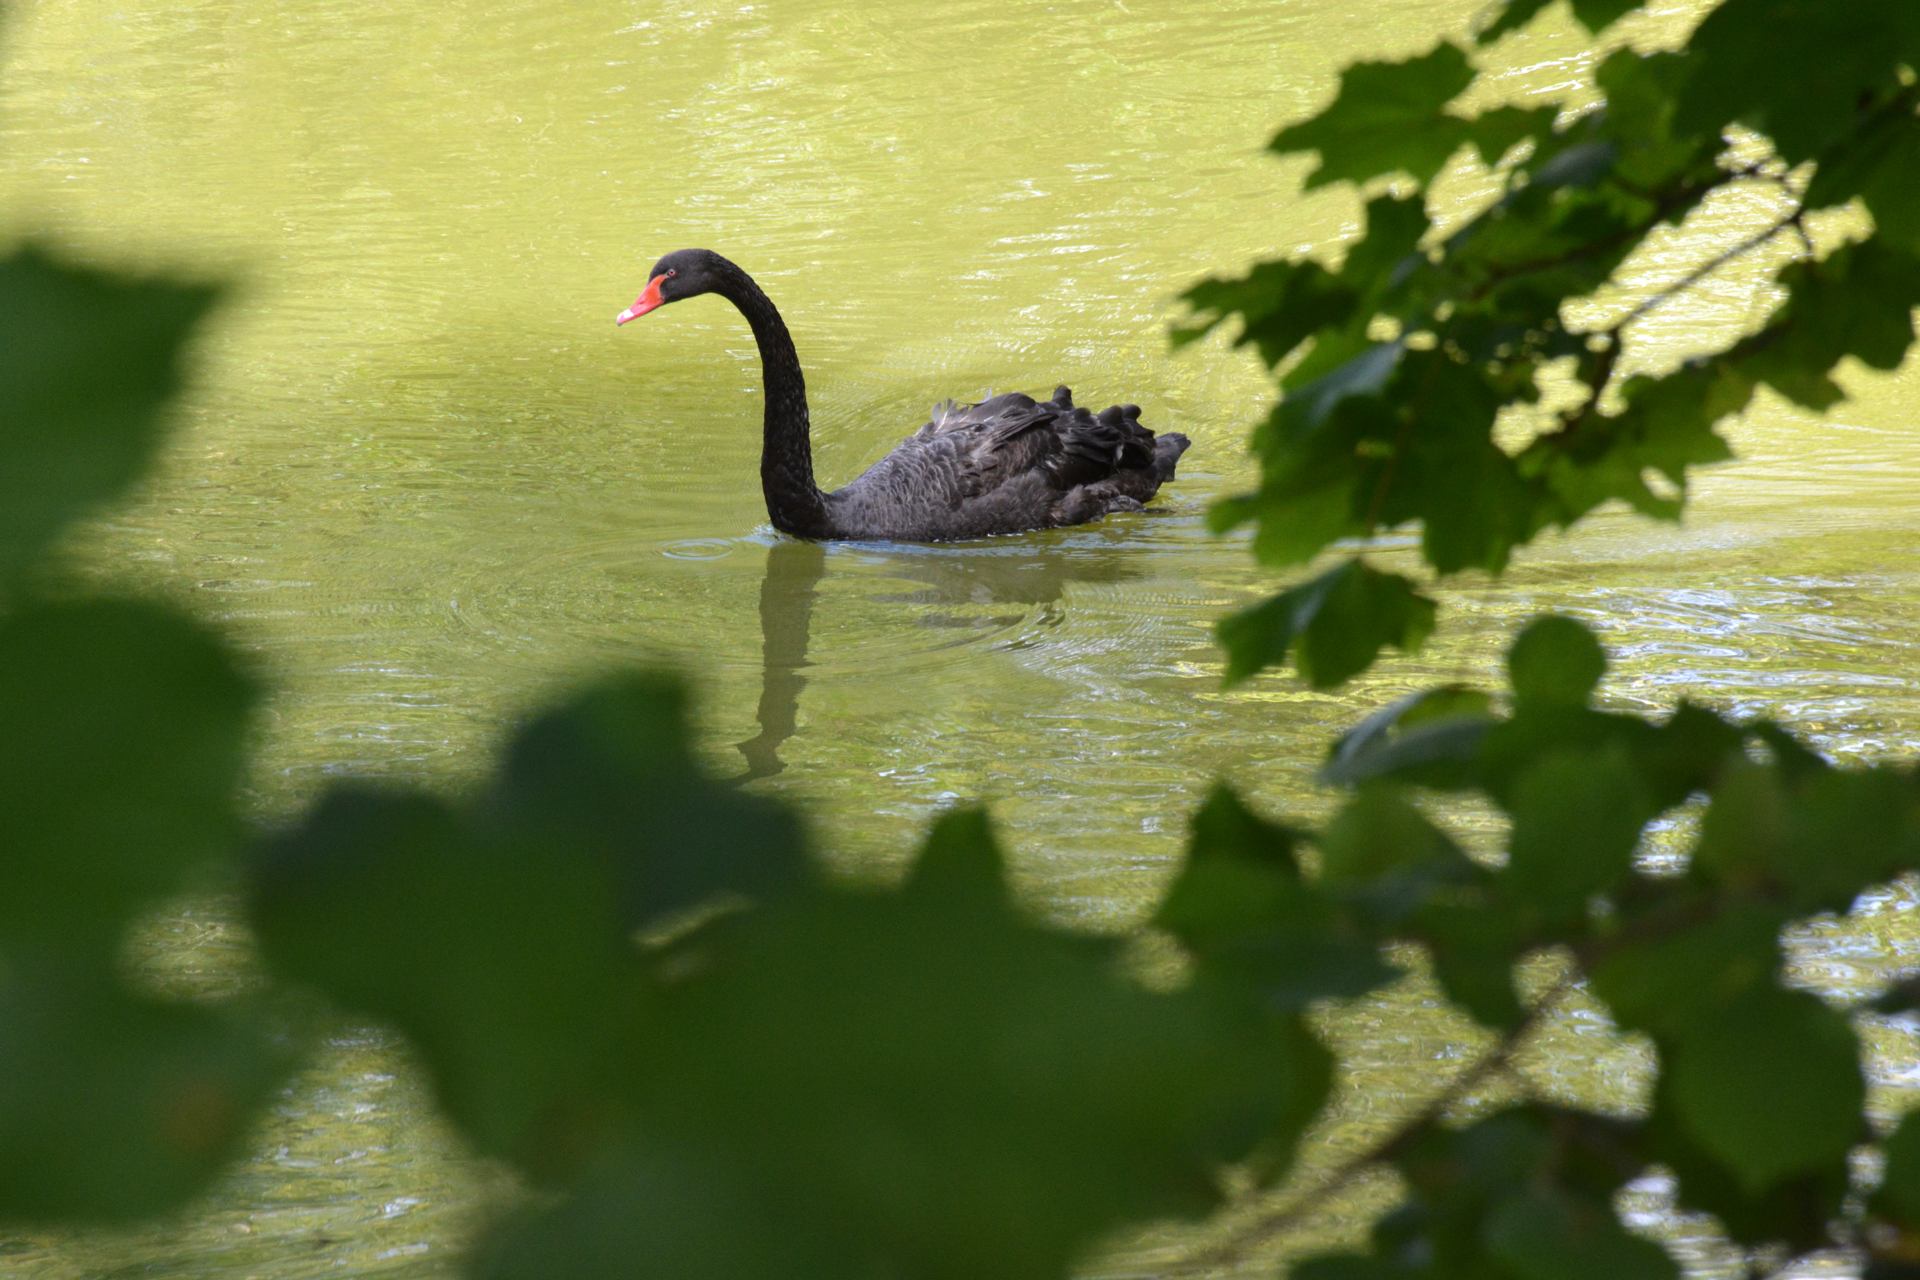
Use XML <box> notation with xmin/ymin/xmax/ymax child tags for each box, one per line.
<box><xmin>1217</xmin><ymin>560</ymin><xmax>1435</xmax><ymax>688</ymax></box>
<box><xmin>256</xmin><ymin>701</ymin><xmax>1321</xmax><ymax>1278</ymax></box>
<box><xmin>0</xmin><ymin>962</ymin><xmax>284</xmax><ymax>1222</ymax></box>
<box><xmin>0</xmin><ymin>247</ymin><xmax>218</xmax><ymax>582</ymax></box>
<box><xmin>0</xmin><ymin>599</ymin><xmax>256</xmax><ymax>945</ymax></box>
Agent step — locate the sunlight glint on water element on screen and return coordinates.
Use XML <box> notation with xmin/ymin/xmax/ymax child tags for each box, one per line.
<box><xmin>2</xmin><ymin>0</ymin><xmax>1916</xmax><ymax>1274</ymax></box>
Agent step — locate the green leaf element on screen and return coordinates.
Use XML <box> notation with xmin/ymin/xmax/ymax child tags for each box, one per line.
<box><xmin>1502</xmin><ymin>745</ymin><xmax>1651</xmax><ymax>917</ymax></box>
<box><xmin>1805</xmin><ymin>101</ymin><xmax>1920</xmax><ymax>254</ymax></box>
<box><xmin>1508</xmin><ymin>615</ymin><xmax>1606</xmax><ymax>708</ymax></box>
<box><xmin>1767</xmin><ymin>766</ymin><xmax>1920</xmax><ymax>908</ymax></box>
<box><xmin>1595</xmin><ymin>51</ymin><xmax>1723</xmax><ymax>191</ymax></box>
<box><xmin>1387</xmin><ymin>356</ymin><xmax>1537</xmax><ymax>574</ymax></box>
<box><xmin>1568</xmin><ymin>0</ymin><xmax>1640</xmax><ymax>29</ymax></box>
<box><xmin>1178</xmin><ymin>259</ymin><xmax>1357</xmax><ymax>368</ymax></box>
<box><xmin>1241</xmin><ymin>477</ymin><xmax>1371</xmax><ymax>568</ymax></box>
<box><xmin>1480</xmin><ymin>0</ymin><xmax>1641</xmax><ymax>43</ymax></box>
<box><xmin>1321</xmin><ymin>684</ymin><xmax>1496</xmax><ymax>789</ymax></box>
<box><xmin>1644</xmin><ymin>1068</ymin><xmax>1848</xmax><ymax>1249</ymax></box>
<box><xmin>490</xmin><ymin>674</ymin><xmax>809</xmax><ymax>932</ymax></box>
<box><xmin>1340</xmin><ymin>195</ymin><xmax>1432</xmax><ymax>303</ymax></box>
<box><xmin>1665</xmin><ymin>985</ymin><xmax>1865</xmax><ymax>1195</ymax></box>
<box><xmin>1485</xmin><ymin>1187</ymin><xmax>1679</xmax><ymax>1280</ymax></box>
<box><xmin>1694</xmin><ymin>758</ymin><xmax>1920</xmax><ymax>912</ymax></box>
<box><xmin>905</xmin><ymin>807</ymin><xmax>1010</xmax><ymax>904</ymax></box>
<box><xmin>1479</xmin><ymin>0</ymin><xmax>1556</xmax><ymax>42</ymax></box>
<box><xmin>1388</xmin><ymin>1107</ymin><xmax>1654</xmax><ymax>1268</ymax></box>
<box><xmin>1318</xmin><ymin>787</ymin><xmax>1477</xmax><ymax>925</ymax></box>
<box><xmin>1155</xmin><ymin>786</ymin><xmax>1400</xmax><ymax>1009</ymax></box>
<box><xmin>473</xmin><ymin>1152</ymin><xmax>807</xmax><ymax>1280</ymax></box>
<box><xmin>480</xmin><ymin>858</ymin><xmax>1336</xmax><ymax>1280</ymax></box>
<box><xmin>1155</xmin><ymin>785</ymin><xmax>1305</xmax><ymax>932</ymax></box>
<box><xmin>620</xmin><ymin>871</ymin><xmax>1329</xmax><ymax>1280</ymax></box>
<box><xmin>0</xmin><ymin>247</ymin><xmax>219</xmax><ymax>581</ymax></box>
<box><xmin>1534</xmin><ymin>361</ymin><xmax>1752</xmax><ymax>525</ymax></box>
<box><xmin>1266</xmin><ymin>341</ymin><xmax>1404</xmax><ymax>448</ymax></box>
<box><xmin>1735</xmin><ymin>239</ymin><xmax>1920</xmax><ymax>412</ymax></box>
<box><xmin>0</xmin><ymin>599</ymin><xmax>257</xmax><ymax>945</ymax></box>
<box><xmin>1690</xmin><ymin>757</ymin><xmax>1790</xmax><ymax>890</ymax></box>
<box><xmin>1271</xmin><ymin>42</ymin><xmax>1477</xmax><ymax>189</ymax></box>
<box><xmin>1216</xmin><ymin>560</ymin><xmax>1437</xmax><ymax>688</ymax></box>
<box><xmin>1465</xmin><ymin>106</ymin><xmax>1558</xmax><ymax>168</ymax></box>
<box><xmin>250</xmin><ymin>787</ymin><xmax>642</xmax><ymax>1179</ymax></box>
<box><xmin>1875</xmin><ymin>1109</ymin><xmax>1920</xmax><ymax>1227</ymax></box>
<box><xmin>1627</xmin><ymin>700</ymin><xmax>1747</xmax><ymax>808</ymax></box>
<box><xmin>0</xmin><ymin>962</ymin><xmax>285</xmax><ymax>1224</ymax></box>
<box><xmin>1589</xmin><ymin>901</ymin><xmax>1786</xmax><ymax>1038</ymax></box>
<box><xmin>1674</xmin><ymin>0</ymin><xmax>1920</xmax><ymax>164</ymax></box>
<box><xmin>1418</xmin><ymin>900</ymin><xmax>1528</xmax><ymax>1029</ymax></box>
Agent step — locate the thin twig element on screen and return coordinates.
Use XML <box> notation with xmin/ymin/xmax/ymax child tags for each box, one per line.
<box><xmin>1172</xmin><ymin>975</ymin><xmax>1581</xmax><ymax>1274</ymax></box>
<box><xmin>1547</xmin><ymin>203</ymin><xmax>1804</xmax><ymax>442</ymax></box>
<box><xmin>1608</xmin><ymin>204</ymin><xmax>1806</xmax><ymax>335</ymax></box>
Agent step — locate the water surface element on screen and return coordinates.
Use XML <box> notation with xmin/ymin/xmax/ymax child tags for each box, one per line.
<box><xmin>2</xmin><ymin>0</ymin><xmax>1916</xmax><ymax>1274</ymax></box>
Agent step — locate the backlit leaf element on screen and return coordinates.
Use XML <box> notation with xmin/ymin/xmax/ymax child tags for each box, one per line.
<box><xmin>1735</xmin><ymin>239</ymin><xmax>1920</xmax><ymax>411</ymax></box>
<box><xmin>1156</xmin><ymin>786</ymin><xmax>1400</xmax><ymax>1008</ymax></box>
<box><xmin>617</xmin><ymin>848</ymin><xmax>1329</xmax><ymax>1280</ymax></box>
<box><xmin>1480</xmin><ymin>0</ymin><xmax>1642</xmax><ymax>43</ymax></box>
<box><xmin>1805</xmin><ymin>101</ymin><xmax>1920</xmax><ymax>254</ymax></box>
<box><xmin>489</xmin><ymin>674</ymin><xmax>809</xmax><ymax>932</ymax></box>
<box><xmin>1271</xmin><ymin>43</ymin><xmax>1476</xmax><ymax>189</ymax></box>
<box><xmin>1318</xmin><ymin>787</ymin><xmax>1476</xmax><ymax>925</ymax></box>
<box><xmin>1217</xmin><ymin>560</ymin><xmax>1437</xmax><ymax>688</ymax></box>
<box><xmin>1589</xmin><ymin>902</ymin><xmax>1787</xmax><ymax>1038</ymax></box>
<box><xmin>1674</xmin><ymin>0</ymin><xmax>1920</xmax><ymax>164</ymax></box>
<box><xmin>251</xmin><ymin>787</ymin><xmax>643</xmax><ymax>1180</ymax></box>
<box><xmin>1645</xmin><ymin>1068</ymin><xmax>1848</xmax><ymax>1249</ymax></box>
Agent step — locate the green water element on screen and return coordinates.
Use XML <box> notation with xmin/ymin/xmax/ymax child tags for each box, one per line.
<box><xmin>3</xmin><ymin>0</ymin><xmax>1917</xmax><ymax>1274</ymax></box>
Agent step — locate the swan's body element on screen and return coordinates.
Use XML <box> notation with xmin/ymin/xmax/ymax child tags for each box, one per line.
<box><xmin>618</xmin><ymin>249</ymin><xmax>1189</xmax><ymax>543</ymax></box>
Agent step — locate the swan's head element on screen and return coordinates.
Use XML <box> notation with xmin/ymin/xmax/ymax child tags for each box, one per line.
<box><xmin>616</xmin><ymin>248</ymin><xmax>724</xmax><ymax>325</ymax></box>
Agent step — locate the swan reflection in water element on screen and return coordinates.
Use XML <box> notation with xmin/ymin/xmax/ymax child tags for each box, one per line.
<box><xmin>731</xmin><ymin>533</ymin><xmax>1147</xmax><ymax>782</ymax></box>
<box><xmin>733</xmin><ymin>540</ymin><xmax>826</xmax><ymax>783</ymax></box>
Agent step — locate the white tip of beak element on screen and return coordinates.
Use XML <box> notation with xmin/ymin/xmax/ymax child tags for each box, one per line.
<box><xmin>615</xmin><ymin>307</ymin><xmax>638</xmax><ymax>326</ymax></box>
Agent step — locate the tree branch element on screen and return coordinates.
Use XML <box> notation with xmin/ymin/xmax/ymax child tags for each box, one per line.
<box><xmin>1609</xmin><ymin>204</ymin><xmax>1806</xmax><ymax>336</ymax></box>
<box><xmin>1172</xmin><ymin>975</ymin><xmax>1580</xmax><ymax>1274</ymax></box>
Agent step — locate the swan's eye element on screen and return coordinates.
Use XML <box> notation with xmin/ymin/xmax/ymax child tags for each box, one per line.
<box><xmin>666</xmin><ymin>269</ymin><xmax>678</xmax><ymax>278</ymax></box>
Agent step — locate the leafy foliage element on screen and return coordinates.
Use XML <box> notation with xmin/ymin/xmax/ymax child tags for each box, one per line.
<box><xmin>1185</xmin><ymin>3</ymin><xmax>1920</xmax><ymax>688</ymax></box>
<box><xmin>0</xmin><ymin>249</ymin><xmax>284</xmax><ymax>1223</ymax></box>
<box><xmin>0</xmin><ymin>248</ymin><xmax>218</xmax><ymax>585</ymax></box>
<box><xmin>1216</xmin><ymin>560</ymin><xmax>1436</xmax><ymax>687</ymax></box>
<box><xmin>1194</xmin><ymin>620</ymin><xmax>1916</xmax><ymax>1270</ymax></box>
<box><xmin>259</xmin><ymin>766</ymin><xmax>1327</xmax><ymax>1278</ymax></box>
<box><xmin>7</xmin><ymin>2</ymin><xmax>1920</xmax><ymax>1278</ymax></box>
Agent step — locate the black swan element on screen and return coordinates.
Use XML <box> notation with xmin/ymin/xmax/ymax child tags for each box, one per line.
<box><xmin>617</xmin><ymin>249</ymin><xmax>1190</xmax><ymax>542</ymax></box>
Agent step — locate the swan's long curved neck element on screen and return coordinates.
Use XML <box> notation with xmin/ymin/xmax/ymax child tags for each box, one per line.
<box><xmin>715</xmin><ymin>265</ymin><xmax>833</xmax><ymax>538</ymax></box>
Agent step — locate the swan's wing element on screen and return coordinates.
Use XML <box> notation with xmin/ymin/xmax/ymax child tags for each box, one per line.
<box><xmin>914</xmin><ymin>392</ymin><xmax>1060</xmax><ymax>498</ymax></box>
<box><xmin>921</xmin><ymin>386</ymin><xmax>1156</xmax><ymax>500</ymax></box>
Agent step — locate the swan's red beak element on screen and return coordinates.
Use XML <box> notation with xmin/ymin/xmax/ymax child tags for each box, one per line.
<box><xmin>616</xmin><ymin>274</ymin><xmax>667</xmax><ymax>326</ymax></box>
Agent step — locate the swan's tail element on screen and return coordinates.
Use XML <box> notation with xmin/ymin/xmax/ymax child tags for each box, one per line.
<box><xmin>1152</xmin><ymin>432</ymin><xmax>1191</xmax><ymax>482</ymax></box>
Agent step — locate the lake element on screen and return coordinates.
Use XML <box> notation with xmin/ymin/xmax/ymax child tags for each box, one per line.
<box><xmin>2</xmin><ymin>0</ymin><xmax>1916</xmax><ymax>1274</ymax></box>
